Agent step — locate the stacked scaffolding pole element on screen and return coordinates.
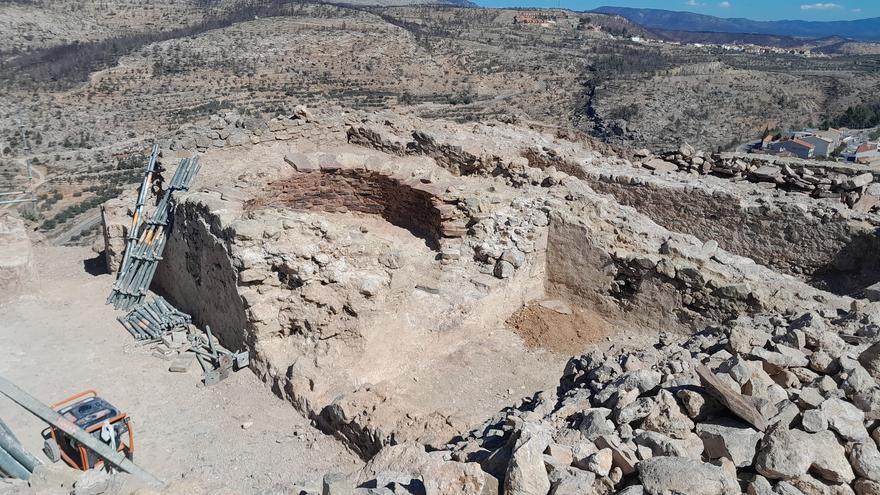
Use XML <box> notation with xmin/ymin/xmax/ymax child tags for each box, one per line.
<box><xmin>107</xmin><ymin>155</ymin><xmax>200</xmax><ymax>310</ymax></box>
<box><xmin>117</xmin><ymin>144</ymin><xmax>159</xmax><ymax>273</ymax></box>
<box><xmin>117</xmin><ymin>296</ymin><xmax>192</xmax><ymax>340</ymax></box>
<box><xmin>0</xmin><ymin>418</ymin><xmax>39</xmax><ymax>480</ymax></box>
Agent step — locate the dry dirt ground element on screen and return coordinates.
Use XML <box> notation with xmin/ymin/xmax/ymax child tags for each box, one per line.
<box><xmin>507</xmin><ymin>301</ymin><xmax>612</xmax><ymax>355</ymax></box>
<box><xmin>0</xmin><ymin>246</ymin><xmax>362</xmax><ymax>493</ymax></box>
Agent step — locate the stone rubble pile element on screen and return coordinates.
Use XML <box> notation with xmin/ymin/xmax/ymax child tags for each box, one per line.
<box><xmin>461</xmin><ymin>197</ymin><xmax>550</xmax><ymax>280</ymax></box>
<box><xmin>635</xmin><ymin>145</ymin><xmax>880</xmax><ymax>212</ymax></box>
<box><xmin>326</xmin><ymin>308</ymin><xmax>880</xmax><ymax>495</ymax></box>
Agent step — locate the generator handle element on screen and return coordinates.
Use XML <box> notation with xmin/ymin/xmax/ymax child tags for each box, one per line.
<box><xmin>51</xmin><ymin>390</ymin><xmax>97</xmax><ymax>410</ymax></box>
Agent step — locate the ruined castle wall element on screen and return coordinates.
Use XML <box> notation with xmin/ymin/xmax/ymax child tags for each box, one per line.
<box><xmin>545</xmin><ymin>213</ymin><xmax>742</xmax><ymax>333</ymax></box>
<box><xmin>153</xmin><ymin>201</ymin><xmax>250</xmax><ymax>353</ymax></box>
<box><xmin>584</xmin><ymin>175</ymin><xmax>880</xmax><ymax>295</ymax></box>
<box><xmin>0</xmin><ymin>214</ymin><xmax>33</xmax><ymax>292</ymax></box>
<box><xmin>544</xmin><ymin>205</ymin><xmax>850</xmax><ymax>334</ymax></box>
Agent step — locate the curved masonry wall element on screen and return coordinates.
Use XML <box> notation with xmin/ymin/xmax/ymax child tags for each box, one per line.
<box><xmin>253</xmin><ymin>169</ymin><xmax>450</xmax><ymax>247</ymax></box>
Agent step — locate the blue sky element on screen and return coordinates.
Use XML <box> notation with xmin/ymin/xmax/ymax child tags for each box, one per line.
<box><xmin>470</xmin><ymin>0</ymin><xmax>878</xmax><ymax>21</ymax></box>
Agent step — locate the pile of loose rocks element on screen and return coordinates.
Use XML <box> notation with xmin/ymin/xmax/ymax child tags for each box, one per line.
<box><xmin>634</xmin><ymin>145</ymin><xmax>880</xmax><ymax>211</ymax></box>
<box><xmin>332</xmin><ymin>308</ymin><xmax>880</xmax><ymax>495</ymax></box>
<box><xmin>462</xmin><ymin>197</ymin><xmax>550</xmax><ymax>280</ymax></box>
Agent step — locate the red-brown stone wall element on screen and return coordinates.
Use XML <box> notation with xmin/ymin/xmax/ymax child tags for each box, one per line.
<box><xmin>253</xmin><ymin>169</ymin><xmax>465</xmax><ymax>248</ymax></box>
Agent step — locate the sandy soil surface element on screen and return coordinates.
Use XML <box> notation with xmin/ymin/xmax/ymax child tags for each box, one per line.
<box><xmin>0</xmin><ymin>246</ymin><xmax>361</xmax><ymax>492</ymax></box>
<box><xmin>507</xmin><ymin>301</ymin><xmax>612</xmax><ymax>354</ymax></box>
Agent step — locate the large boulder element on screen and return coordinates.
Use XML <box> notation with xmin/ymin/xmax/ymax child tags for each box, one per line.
<box><xmin>638</xmin><ymin>456</ymin><xmax>738</xmax><ymax>495</ymax></box>
<box><xmin>360</xmin><ymin>442</ymin><xmax>498</xmax><ymax>495</ymax></box>
<box><xmin>505</xmin><ymin>423</ymin><xmax>551</xmax><ymax>495</ymax></box>
<box><xmin>755</xmin><ymin>427</ymin><xmax>853</xmax><ymax>483</ymax></box>
<box><xmin>859</xmin><ymin>342</ymin><xmax>880</xmax><ymax>382</ymax></box>
<box><xmin>696</xmin><ymin>418</ymin><xmax>762</xmax><ymax>467</ymax></box>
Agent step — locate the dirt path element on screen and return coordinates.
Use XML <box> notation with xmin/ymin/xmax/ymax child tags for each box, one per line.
<box><xmin>0</xmin><ymin>246</ymin><xmax>361</xmax><ymax>492</ymax></box>
<box><xmin>49</xmin><ymin>209</ymin><xmax>101</xmax><ymax>245</ymax></box>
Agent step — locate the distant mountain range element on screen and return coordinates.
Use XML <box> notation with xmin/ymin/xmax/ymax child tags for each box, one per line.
<box><xmin>592</xmin><ymin>6</ymin><xmax>880</xmax><ymax>41</ymax></box>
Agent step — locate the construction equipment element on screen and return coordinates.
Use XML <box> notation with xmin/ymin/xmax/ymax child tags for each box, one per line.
<box><xmin>117</xmin><ymin>144</ymin><xmax>159</xmax><ymax>275</ymax></box>
<box><xmin>41</xmin><ymin>391</ymin><xmax>133</xmax><ymax>472</ymax></box>
<box><xmin>0</xmin><ymin>375</ymin><xmax>163</xmax><ymax>487</ymax></box>
<box><xmin>107</xmin><ymin>154</ymin><xmax>200</xmax><ymax>310</ymax></box>
<box><xmin>118</xmin><ymin>302</ymin><xmax>250</xmax><ymax>387</ymax></box>
<box><xmin>117</xmin><ymin>296</ymin><xmax>192</xmax><ymax>340</ymax></box>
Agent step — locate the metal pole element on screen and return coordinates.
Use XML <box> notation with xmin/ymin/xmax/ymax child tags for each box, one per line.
<box><xmin>0</xmin><ymin>375</ymin><xmax>164</xmax><ymax>487</ymax></box>
<box><xmin>0</xmin><ymin>419</ymin><xmax>18</xmax><ymax>444</ymax></box>
<box><xmin>0</xmin><ymin>446</ymin><xmax>29</xmax><ymax>480</ymax></box>
<box><xmin>0</xmin><ymin>424</ymin><xmax>40</xmax><ymax>472</ymax></box>
<box><xmin>0</xmin><ymin>198</ymin><xmax>37</xmax><ymax>206</ymax></box>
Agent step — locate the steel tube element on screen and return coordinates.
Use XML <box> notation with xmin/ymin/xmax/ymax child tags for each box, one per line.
<box><xmin>0</xmin><ymin>198</ymin><xmax>37</xmax><ymax>205</ymax></box>
<box><xmin>0</xmin><ymin>446</ymin><xmax>29</xmax><ymax>480</ymax></box>
<box><xmin>0</xmin><ymin>425</ymin><xmax>40</xmax><ymax>472</ymax></box>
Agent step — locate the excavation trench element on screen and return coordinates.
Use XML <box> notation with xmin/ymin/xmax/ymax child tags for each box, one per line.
<box><xmin>148</xmin><ymin>162</ymin><xmax>848</xmax><ymax>459</ymax></box>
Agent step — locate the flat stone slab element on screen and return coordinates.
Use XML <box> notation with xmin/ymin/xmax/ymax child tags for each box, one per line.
<box><xmin>751</xmin><ymin>165</ymin><xmax>781</xmax><ymax>181</ymax></box>
<box><xmin>842</xmin><ymin>172</ymin><xmax>874</xmax><ymax>191</ymax></box>
<box><xmin>642</xmin><ymin>158</ymin><xmax>678</xmax><ymax>174</ymax></box>
<box><xmin>697</xmin><ymin>365</ymin><xmax>767</xmax><ymax>432</ymax></box>
<box><xmin>284</xmin><ymin>152</ymin><xmax>319</xmax><ymax>172</ymax></box>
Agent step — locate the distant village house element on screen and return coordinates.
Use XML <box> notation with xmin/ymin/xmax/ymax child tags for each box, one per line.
<box><xmin>767</xmin><ymin>138</ymin><xmax>815</xmax><ymax>159</ymax></box>
<box><xmin>853</xmin><ymin>142</ymin><xmax>880</xmax><ymax>164</ymax></box>
<box><xmin>798</xmin><ymin>129</ymin><xmax>842</xmax><ymax>157</ymax></box>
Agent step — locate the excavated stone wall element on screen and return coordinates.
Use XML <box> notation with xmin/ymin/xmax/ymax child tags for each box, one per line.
<box><xmin>347</xmin><ymin>125</ymin><xmax>513</xmax><ymax>177</ymax></box>
<box><xmin>153</xmin><ymin>201</ymin><xmax>250</xmax><ymax>353</ymax></box>
<box><xmin>0</xmin><ymin>213</ymin><xmax>33</xmax><ymax>291</ymax></box>
<box><xmin>586</xmin><ymin>176</ymin><xmax>880</xmax><ymax>295</ymax></box>
<box><xmin>545</xmin><ymin>212</ymin><xmax>755</xmax><ymax>334</ymax></box>
<box><xmin>543</xmin><ymin>195</ymin><xmax>851</xmax><ymax>336</ymax></box>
